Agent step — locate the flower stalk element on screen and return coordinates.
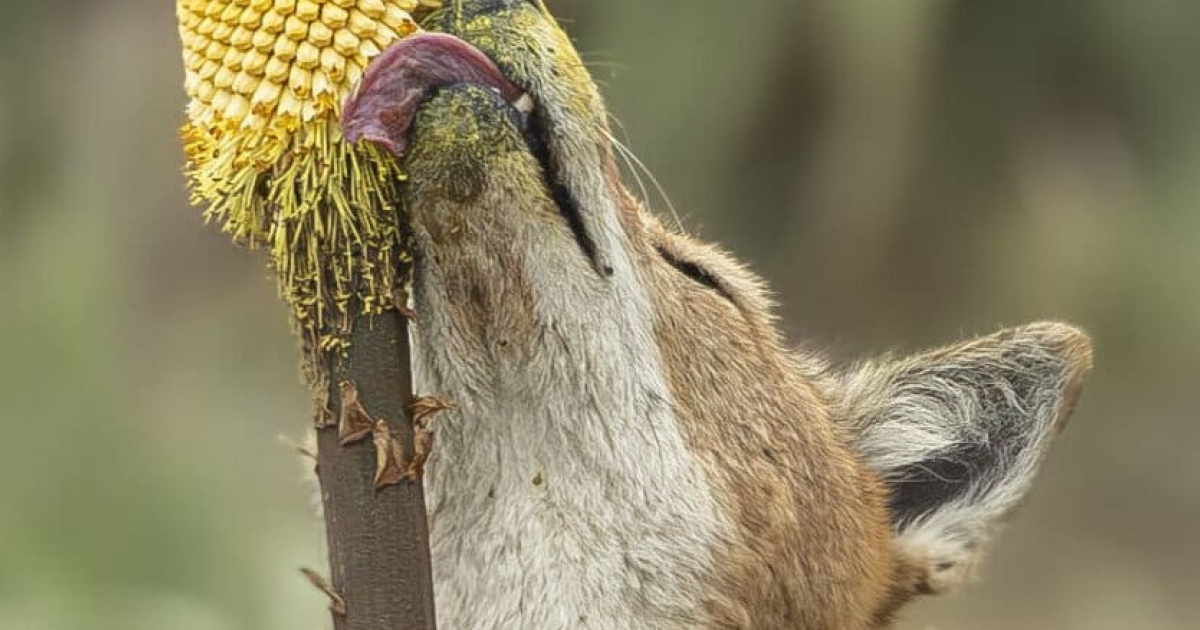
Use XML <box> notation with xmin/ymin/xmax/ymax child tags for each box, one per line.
<box><xmin>174</xmin><ymin>1</ymin><xmax>445</xmax><ymax>628</ymax></box>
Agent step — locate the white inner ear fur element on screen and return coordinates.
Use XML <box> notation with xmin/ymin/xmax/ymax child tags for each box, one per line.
<box><xmin>835</xmin><ymin>323</ymin><xmax>1092</xmax><ymax>592</ymax></box>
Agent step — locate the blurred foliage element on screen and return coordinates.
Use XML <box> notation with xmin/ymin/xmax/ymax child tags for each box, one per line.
<box><xmin>1</xmin><ymin>1</ymin><xmax>1197</xmax><ymax>629</ymax></box>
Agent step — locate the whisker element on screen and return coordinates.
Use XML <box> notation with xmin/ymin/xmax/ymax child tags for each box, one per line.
<box><xmin>605</xmin><ymin>117</ymin><xmax>686</xmax><ymax>234</ymax></box>
<box><xmin>582</xmin><ymin>61</ymin><xmax>631</xmax><ymax>71</ymax></box>
<box><xmin>607</xmin><ymin>128</ymin><xmax>653</xmax><ymax>220</ymax></box>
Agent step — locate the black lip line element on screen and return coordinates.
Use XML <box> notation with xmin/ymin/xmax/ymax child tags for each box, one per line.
<box><xmin>519</xmin><ymin>107</ymin><xmax>608</xmax><ymax>277</ymax></box>
<box><xmin>341</xmin><ymin>30</ymin><xmax>609</xmax><ymax>278</ymax></box>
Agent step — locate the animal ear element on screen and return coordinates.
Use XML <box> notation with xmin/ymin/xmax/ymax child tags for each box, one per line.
<box><xmin>837</xmin><ymin>323</ymin><xmax>1092</xmax><ymax>593</ymax></box>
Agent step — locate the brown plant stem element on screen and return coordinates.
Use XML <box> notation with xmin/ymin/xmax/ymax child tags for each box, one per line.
<box><xmin>315</xmin><ymin>309</ymin><xmax>437</xmax><ymax>630</ymax></box>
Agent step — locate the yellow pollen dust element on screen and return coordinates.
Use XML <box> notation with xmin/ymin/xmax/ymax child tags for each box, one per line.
<box><xmin>176</xmin><ymin>0</ymin><xmax>442</xmax><ymax>352</ymax></box>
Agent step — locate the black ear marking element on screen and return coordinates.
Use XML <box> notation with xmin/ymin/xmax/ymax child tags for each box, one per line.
<box><xmin>837</xmin><ymin>323</ymin><xmax>1092</xmax><ymax>593</ymax></box>
<box><xmin>887</xmin><ymin>443</ymin><xmax>990</xmax><ymax>527</ymax></box>
<box><xmin>885</xmin><ymin>370</ymin><xmax>1033</xmax><ymax>527</ymax></box>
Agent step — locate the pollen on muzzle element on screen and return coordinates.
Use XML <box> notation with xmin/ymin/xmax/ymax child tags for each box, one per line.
<box><xmin>175</xmin><ymin>0</ymin><xmax>442</xmax><ymax>352</ymax></box>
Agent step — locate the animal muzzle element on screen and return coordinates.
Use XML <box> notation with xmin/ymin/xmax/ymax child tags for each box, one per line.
<box><xmin>344</xmin><ymin>0</ymin><xmax>620</xmax><ymax>276</ymax></box>
<box><xmin>340</xmin><ymin>32</ymin><xmax>529</xmax><ymax>157</ymax></box>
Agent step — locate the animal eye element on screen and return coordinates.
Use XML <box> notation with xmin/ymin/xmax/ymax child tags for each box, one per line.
<box><xmin>655</xmin><ymin>245</ymin><xmax>734</xmax><ymax>303</ymax></box>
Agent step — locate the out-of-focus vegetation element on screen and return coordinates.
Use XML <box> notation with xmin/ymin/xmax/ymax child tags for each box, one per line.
<box><xmin>1</xmin><ymin>1</ymin><xmax>1197</xmax><ymax>628</ymax></box>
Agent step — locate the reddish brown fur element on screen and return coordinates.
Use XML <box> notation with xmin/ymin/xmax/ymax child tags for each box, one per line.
<box><xmin>606</xmin><ymin>173</ymin><xmax>903</xmax><ymax>627</ymax></box>
<box><xmin>382</xmin><ymin>3</ymin><xmax>1093</xmax><ymax>627</ymax></box>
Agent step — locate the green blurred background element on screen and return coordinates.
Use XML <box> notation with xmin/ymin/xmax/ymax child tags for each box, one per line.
<box><xmin>1</xmin><ymin>1</ymin><xmax>1198</xmax><ymax>628</ymax></box>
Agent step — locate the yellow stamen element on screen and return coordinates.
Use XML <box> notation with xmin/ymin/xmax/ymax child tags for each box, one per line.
<box><xmin>176</xmin><ymin>0</ymin><xmax>441</xmax><ymax>352</ymax></box>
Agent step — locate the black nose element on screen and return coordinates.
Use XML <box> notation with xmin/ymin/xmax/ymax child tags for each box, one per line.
<box><xmin>450</xmin><ymin>0</ymin><xmax>539</xmax><ymax>22</ymax></box>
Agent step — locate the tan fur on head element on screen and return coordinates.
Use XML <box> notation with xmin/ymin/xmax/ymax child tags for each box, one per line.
<box><xmin>370</xmin><ymin>2</ymin><xmax>1096</xmax><ymax>627</ymax></box>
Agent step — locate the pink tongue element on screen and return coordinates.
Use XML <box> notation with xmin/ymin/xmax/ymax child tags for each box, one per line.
<box><xmin>341</xmin><ymin>32</ymin><xmax>524</xmax><ymax>156</ymax></box>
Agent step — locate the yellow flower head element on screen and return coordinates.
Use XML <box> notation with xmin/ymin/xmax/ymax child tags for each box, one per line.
<box><xmin>177</xmin><ymin>0</ymin><xmax>442</xmax><ymax>352</ymax></box>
